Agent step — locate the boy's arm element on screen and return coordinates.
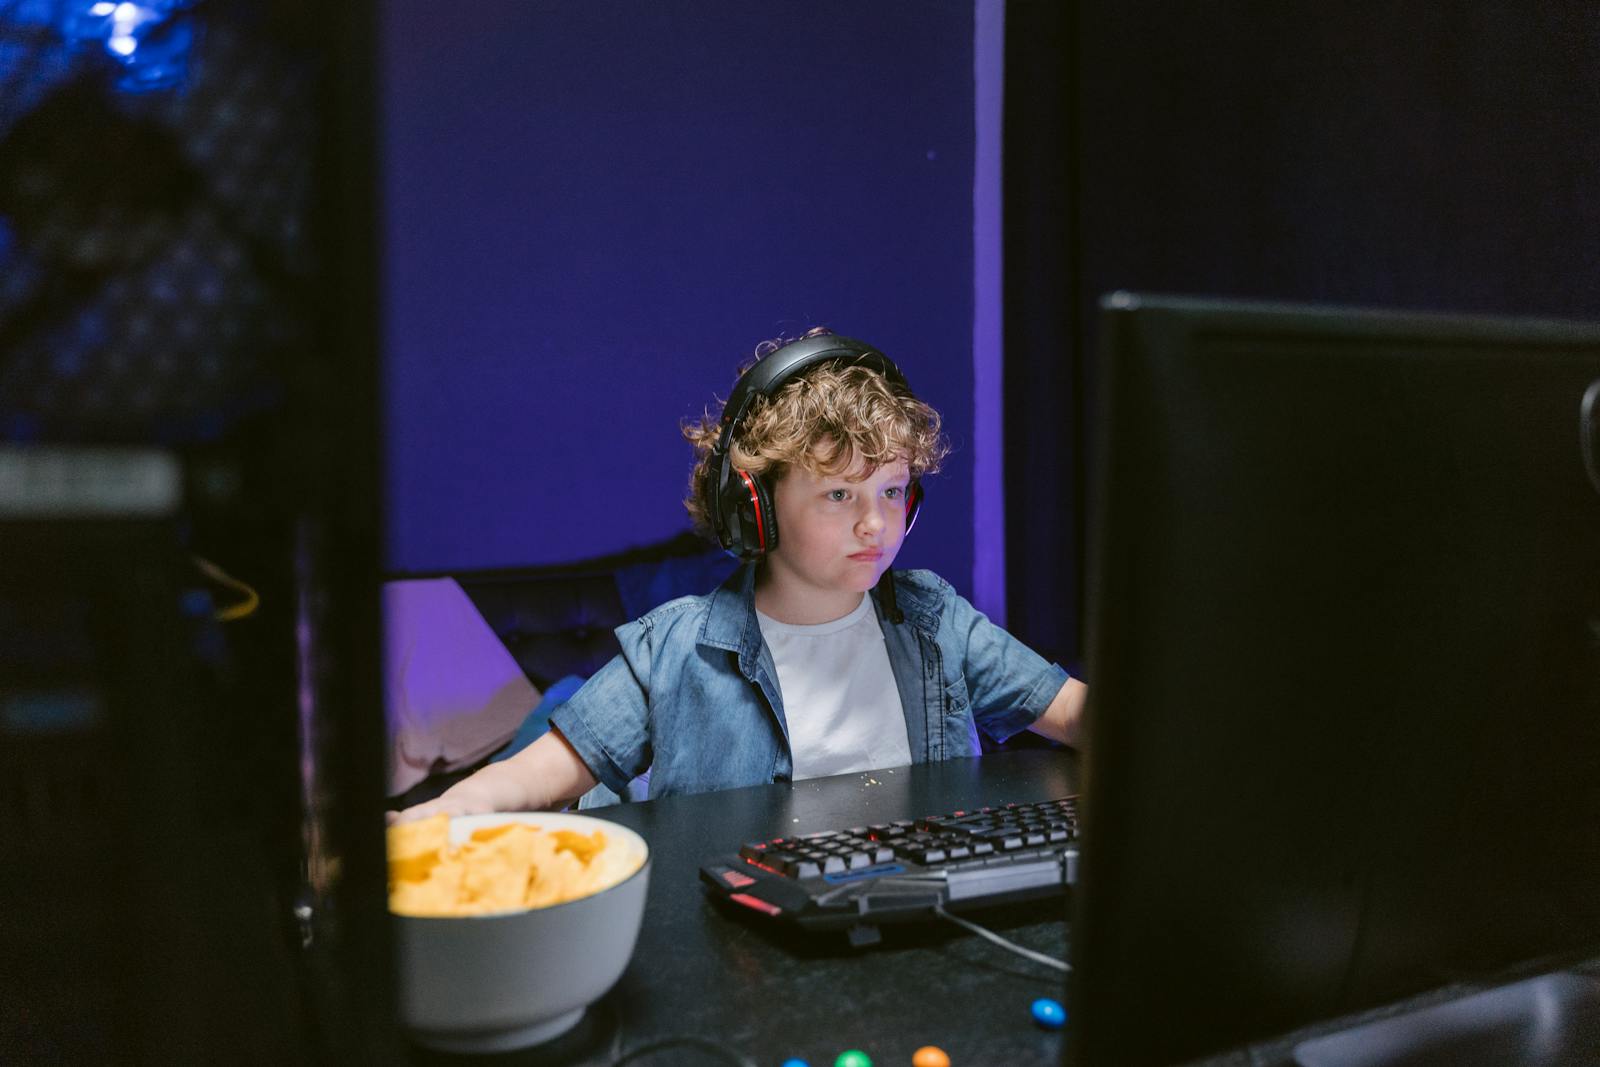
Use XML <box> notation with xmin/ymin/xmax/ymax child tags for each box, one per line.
<box><xmin>928</xmin><ymin>572</ymin><xmax>1084</xmax><ymax>749</ymax></box>
<box><xmin>389</xmin><ymin>726</ymin><xmax>599</xmax><ymax>823</ymax></box>
<box><xmin>1026</xmin><ymin>677</ymin><xmax>1088</xmax><ymax>749</ymax></box>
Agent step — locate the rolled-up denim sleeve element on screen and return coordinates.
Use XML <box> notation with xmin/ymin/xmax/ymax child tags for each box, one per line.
<box><xmin>547</xmin><ymin>620</ymin><xmax>655</xmax><ymax>796</ymax></box>
<box><xmin>945</xmin><ymin>588</ymin><xmax>1071</xmax><ymax>743</ymax></box>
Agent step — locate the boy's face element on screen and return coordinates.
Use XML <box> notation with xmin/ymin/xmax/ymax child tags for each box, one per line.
<box><xmin>766</xmin><ymin>455</ymin><xmax>912</xmax><ymax>604</ymax></box>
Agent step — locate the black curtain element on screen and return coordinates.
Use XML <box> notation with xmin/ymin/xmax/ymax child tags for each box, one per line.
<box><xmin>1003</xmin><ymin>0</ymin><xmax>1084</xmax><ymax>668</ymax></box>
<box><xmin>1005</xmin><ymin>1</ymin><xmax>1600</xmax><ymax>669</ymax></box>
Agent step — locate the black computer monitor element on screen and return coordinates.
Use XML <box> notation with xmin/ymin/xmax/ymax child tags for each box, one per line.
<box><xmin>1069</xmin><ymin>294</ymin><xmax>1600</xmax><ymax>1065</ymax></box>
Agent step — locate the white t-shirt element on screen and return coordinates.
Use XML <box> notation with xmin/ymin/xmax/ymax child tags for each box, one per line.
<box><xmin>755</xmin><ymin>593</ymin><xmax>912</xmax><ymax>780</ymax></box>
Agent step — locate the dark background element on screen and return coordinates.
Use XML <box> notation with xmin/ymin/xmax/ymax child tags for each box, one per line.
<box><xmin>380</xmin><ymin>1</ymin><xmax>984</xmax><ymax>603</ymax></box>
<box><xmin>1005</xmin><ymin>2</ymin><xmax>1600</xmax><ymax>666</ymax></box>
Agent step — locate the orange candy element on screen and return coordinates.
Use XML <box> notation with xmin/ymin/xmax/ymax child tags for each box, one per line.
<box><xmin>912</xmin><ymin>1047</ymin><xmax>951</xmax><ymax>1067</ymax></box>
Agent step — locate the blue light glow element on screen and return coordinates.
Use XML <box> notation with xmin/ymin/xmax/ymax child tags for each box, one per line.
<box><xmin>0</xmin><ymin>0</ymin><xmax>204</xmax><ymax>92</ymax></box>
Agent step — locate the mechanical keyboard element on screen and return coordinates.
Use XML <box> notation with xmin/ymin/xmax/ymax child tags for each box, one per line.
<box><xmin>699</xmin><ymin>797</ymin><xmax>1081</xmax><ymax>942</ymax></box>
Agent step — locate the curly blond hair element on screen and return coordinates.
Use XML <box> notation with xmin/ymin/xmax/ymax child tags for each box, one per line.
<box><xmin>682</xmin><ymin>329</ymin><xmax>950</xmax><ymax>540</ymax></box>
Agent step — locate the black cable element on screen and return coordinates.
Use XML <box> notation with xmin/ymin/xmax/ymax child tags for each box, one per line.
<box><xmin>932</xmin><ymin>903</ymin><xmax>1071</xmax><ymax>972</ymax></box>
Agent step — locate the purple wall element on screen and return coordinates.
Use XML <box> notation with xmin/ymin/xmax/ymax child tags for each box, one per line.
<box><xmin>380</xmin><ymin>2</ymin><xmax>979</xmax><ymax>596</ymax></box>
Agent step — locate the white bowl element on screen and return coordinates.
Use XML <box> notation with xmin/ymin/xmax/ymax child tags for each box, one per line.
<box><xmin>392</xmin><ymin>811</ymin><xmax>651</xmax><ymax>1053</ymax></box>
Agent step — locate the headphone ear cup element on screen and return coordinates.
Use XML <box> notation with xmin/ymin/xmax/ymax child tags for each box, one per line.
<box><xmin>752</xmin><ymin>473</ymin><xmax>778</xmax><ymax>553</ymax></box>
<box><xmin>904</xmin><ymin>481</ymin><xmax>924</xmax><ymax>533</ymax></box>
<box><xmin>721</xmin><ymin>469</ymin><xmax>778</xmax><ymax>558</ymax></box>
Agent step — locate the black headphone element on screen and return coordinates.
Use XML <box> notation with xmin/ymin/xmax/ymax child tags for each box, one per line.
<box><xmin>707</xmin><ymin>334</ymin><xmax>925</xmax><ymax>560</ymax></box>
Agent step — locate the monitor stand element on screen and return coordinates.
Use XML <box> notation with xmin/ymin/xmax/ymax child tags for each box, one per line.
<box><xmin>1292</xmin><ymin>971</ymin><xmax>1600</xmax><ymax>1067</ymax></box>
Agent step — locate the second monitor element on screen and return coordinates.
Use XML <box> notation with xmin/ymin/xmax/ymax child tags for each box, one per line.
<box><xmin>1070</xmin><ymin>294</ymin><xmax>1600</xmax><ymax>1065</ymax></box>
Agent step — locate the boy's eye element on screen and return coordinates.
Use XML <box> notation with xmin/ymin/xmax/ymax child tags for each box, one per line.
<box><xmin>826</xmin><ymin>489</ymin><xmax>849</xmax><ymax>502</ymax></box>
<box><xmin>885</xmin><ymin>486</ymin><xmax>905</xmax><ymax>501</ymax></box>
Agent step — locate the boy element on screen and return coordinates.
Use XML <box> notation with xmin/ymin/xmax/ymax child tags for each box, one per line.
<box><xmin>394</xmin><ymin>330</ymin><xmax>1085</xmax><ymax>821</ymax></box>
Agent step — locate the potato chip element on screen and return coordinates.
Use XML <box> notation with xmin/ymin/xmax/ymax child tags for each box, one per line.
<box><xmin>386</xmin><ymin>817</ymin><xmax>640</xmax><ymax>917</ymax></box>
<box><xmin>525</xmin><ymin>839</ymin><xmax>587</xmax><ymax>910</ymax></box>
<box><xmin>389</xmin><ymin>855</ymin><xmax>465</xmax><ymax>916</ymax></box>
<box><xmin>468</xmin><ymin>822</ymin><xmax>528</xmax><ymax>844</ymax></box>
<box><xmin>552</xmin><ymin>828</ymin><xmax>605</xmax><ymax>864</ymax></box>
<box><xmin>388</xmin><ymin>813</ymin><xmax>449</xmax><ymax>861</ymax></box>
<box><xmin>388</xmin><ymin>813</ymin><xmax>450</xmax><ymax>887</ymax></box>
<box><xmin>460</xmin><ymin>825</ymin><xmax>540</xmax><ymax>912</ymax></box>
<box><xmin>389</xmin><ymin>850</ymin><xmax>443</xmax><ymax>884</ymax></box>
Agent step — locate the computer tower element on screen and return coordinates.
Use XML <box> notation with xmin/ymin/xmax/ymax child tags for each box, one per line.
<box><xmin>0</xmin><ymin>3</ymin><xmax>397</xmax><ymax>1061</ymax></box>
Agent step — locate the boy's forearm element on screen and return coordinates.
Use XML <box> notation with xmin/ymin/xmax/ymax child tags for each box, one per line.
<box><xmin>1027</xmin><ymin>677</ymin><xmax>1088</xmax><ymax>749</ymax></box>
<box><xmin>437</xmin><ymin>759</ymin><xmax>535</xmax><ymax>812</ymax></box>
<box><xmin>440</xmin><ymin>727</ymin><xmax>599</xmax><ymax>812</ymax></box>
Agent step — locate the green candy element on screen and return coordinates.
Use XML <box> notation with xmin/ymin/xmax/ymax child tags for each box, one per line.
<box><xmin>834</xmin><ymin>1052</ymin><xmax>873</xmax><ymax>1067</ymax></box>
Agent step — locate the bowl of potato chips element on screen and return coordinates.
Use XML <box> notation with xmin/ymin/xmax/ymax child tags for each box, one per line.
<box><xmin>387</xmin><ymin>811</ymin><xmax>650</xmax><ymax>1053</ymax></box>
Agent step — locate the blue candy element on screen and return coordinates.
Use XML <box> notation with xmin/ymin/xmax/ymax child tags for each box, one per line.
<box><xmin>1031</xmin><ymin>996</ymin><xmax>1067</xmax><ymax>1029</ymax></box>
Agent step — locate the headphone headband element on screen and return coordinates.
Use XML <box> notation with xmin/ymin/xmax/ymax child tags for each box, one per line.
<box><xmin>712</xmin><ymin>335</ymin><xmax>909</xmax><ymax>462</ymax></box>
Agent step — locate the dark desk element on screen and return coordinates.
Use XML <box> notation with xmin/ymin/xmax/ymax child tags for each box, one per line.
<box><xmin>411</xmin><ymin>749</ymin><xmax>1079</xmax><ymax>1067</ymax></box>
<box><xmin>403</xmin><ymin>749</ymin><xmax>1600</xmax><ymax>1067</ymax></box>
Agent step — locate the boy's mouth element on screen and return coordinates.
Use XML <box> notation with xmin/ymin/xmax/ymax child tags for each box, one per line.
<box><xmin>848</xmin><ymin>550</ymin><xmax>883</xmax><ymax>562</ymax></box>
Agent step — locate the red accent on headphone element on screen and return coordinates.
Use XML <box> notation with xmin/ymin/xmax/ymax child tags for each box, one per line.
<box><xmin>737</xmin><ymin>469</ymin><xmax>766</xmax><ymax>550</ymax></box>
<box><xmin>905</xmin><ymin>481</ymin><xmax>924</xmax><ymax>533</ymax></box>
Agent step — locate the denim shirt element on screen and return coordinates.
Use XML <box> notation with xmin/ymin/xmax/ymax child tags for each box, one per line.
<box><xmin>549</xmin><ymin>565</ymin><xmax>1071</xmax><ymax>802</ymax></box>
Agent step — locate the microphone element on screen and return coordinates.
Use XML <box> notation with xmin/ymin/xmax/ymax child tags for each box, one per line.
<box><xmin>880</xmin><ymin>570</ymin><xmax>905</xmax><ymax>625</ymax></box>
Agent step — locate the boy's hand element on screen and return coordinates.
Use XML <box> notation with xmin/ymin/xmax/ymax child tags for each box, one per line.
<box><xmin>382</xmin><ymin>728</ymin><xmax>601</xmax><ymax>825</ymax></box>
<box><xmin>386</xmin><ymin>791</ymin><xmax>493</xmax><ymax>826</ymax></box>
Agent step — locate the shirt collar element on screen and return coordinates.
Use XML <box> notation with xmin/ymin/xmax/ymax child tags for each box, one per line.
<box><xmin>699</xmin><ymin>564</ymin><xmax>940</xmax><ymax>656</ymax></box>
<box><xmin>700</xmin><ymin>562</ymin><xmax>759</xmax><ymax>654</ymax></box>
